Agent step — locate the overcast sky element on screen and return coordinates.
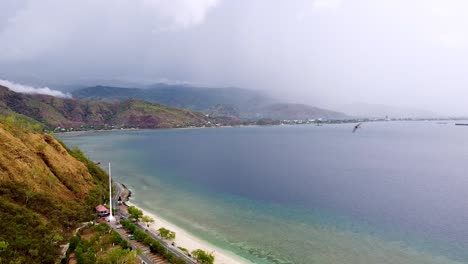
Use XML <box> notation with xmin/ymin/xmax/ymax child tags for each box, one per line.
<box><xmin>1</xmin><ymin>0</ymin><xmax>468</xmax><ymax>115</ymax></box>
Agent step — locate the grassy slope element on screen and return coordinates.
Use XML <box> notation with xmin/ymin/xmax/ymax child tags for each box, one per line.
<box><xmin>0</xmin><ymin>85</ymin><xmax>208</xmax><ymax>129</ymax></box>
<box><xmin>115</xmin><ymin>100</ymin><xmax>208</xmax><ymax>128</ymax></box>
<box><xmin>0</xmin><ymin>120</ymin><xmax>108</xmax><ymax>263</ymax></box>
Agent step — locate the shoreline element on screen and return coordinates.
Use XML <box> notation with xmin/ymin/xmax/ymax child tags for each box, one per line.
<box><xmin>54</xmin><ymin>119</ymin><xmax>398</xmax><ymax>136</ymax></box>
<box><xmin>119</xmin><ymin>185</ymin><xmax>251</xmax><ymax>264</ymax></box>
<box><xmin>55</xmin><ymin>125</ymin><xmax>241</xmax><ymax>136</ymax></box>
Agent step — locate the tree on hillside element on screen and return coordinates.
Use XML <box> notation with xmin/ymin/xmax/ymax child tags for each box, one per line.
<box><xmin>0</xmin><ymin>240</ymin><xmax>8</xmax><ymax>262</ymax></box>
<box><xmin>0</xmin><ymin>241</ymin><xmax>8</xmax><ymax>252</ymax></box>
<box><xmin>127</xmin><ymin>206</ymin><xmax>143</xmax><ymax>221</ymax></box>
<box><xmin>97</xmin><ymin>247</ymin><xmax>137</xmax><ymax>264</ymax></box>
<box><xmin>191</xmin><ymin>249</ymin><xmax>214</xmax><ymax>264</ymax></box>
<box><xmin>158</xmin><ymin>227</ymin><xmax>176</xmax><ymax>240</ymax></box>
<box><xmin>141</xmin><ymin>215</ymin><xmax>154</xmax><ymax>227</ymax></box>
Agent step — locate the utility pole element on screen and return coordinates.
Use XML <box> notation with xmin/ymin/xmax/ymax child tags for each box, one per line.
<box><xmin>107</xmin><ymin>162</ymin><xmax>116</xmax><ymax>222</ymax></box>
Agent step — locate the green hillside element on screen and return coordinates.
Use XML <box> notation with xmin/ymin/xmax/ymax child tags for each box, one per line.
<box><xmin>0</xmin><ymin>118</ymin><xmax>108</xmax><ymax>263</ymax></box>
<box><xmin>0</xmin><ymin>85</ymin><xmax>209</xmax><ymax>130</ymax></box>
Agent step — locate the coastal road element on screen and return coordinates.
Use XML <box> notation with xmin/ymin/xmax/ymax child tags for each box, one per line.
<box><xmin>113</xmin><ymin>182</ymin><xmax>197</xmax><ymax>264</ymax></box>
<box><xmin>134</xmin><ymin>222</ymin><xmax>196</xmax><ymax>264</ymax></box>
<box><xmin>109</xmin><ymin>223</ymin><xmax>154</xmax><ymax>264</ymax></box>
<box><xmin>113</xmin><ymin>181</ymin><xmax>130</xmax><ymax>220</ymax></box>
<box><xmin>112</xmin><ymin>181</ymin><xmax>123</xmax><ymax>213</ymax></box>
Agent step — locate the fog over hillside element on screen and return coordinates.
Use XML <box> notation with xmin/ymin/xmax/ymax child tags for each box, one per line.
<box><xmin>0</xmin><ymin>79</ymin><xmax>71</xmax><ymax>98</ymax></box>
<box><xmin>339</xmin><ymin>103</ymin><xmax>441</xmax><ymax>119</ymax></box>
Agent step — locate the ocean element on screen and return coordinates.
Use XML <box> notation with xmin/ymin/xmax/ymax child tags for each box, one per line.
<box><xmin>58</xmin><ymin>122</ymin><xmax>468</xmax><ymax>264</ymax></box>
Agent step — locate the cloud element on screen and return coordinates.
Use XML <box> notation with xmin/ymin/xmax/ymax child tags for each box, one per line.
<box><xmin>3</xmin><ymin>0</ymin><xmax>468</xmax><ymax>115</ymax></box>
<box><xmin>439</xmin><ymin>32</ymin><xmax>468</xmax><ymax>47</ymax></box>
<box><xmin>0</xmin><ymin>0</ymin><xmax>221</xmax><ymax>61</ymax></box>
<box><xmin>0</xmin><ymin>79</ymin><xmax>71</xmax><ymax>98</ymax></box>
<box><xmin>312</xmin><ymin>0</ymin><xmax>342</xmax><ymax>9</ymax></box>
<box><xmin>142</xmin><ymin>0</ymin><xmax>220</xmax><ymax>29</ymax></box>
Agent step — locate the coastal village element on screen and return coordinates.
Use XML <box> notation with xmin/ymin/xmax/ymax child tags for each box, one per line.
<box><xmin>63</xmin><ymin>179</ymin><xmax>215</xmax><ymax>264</ymax></box>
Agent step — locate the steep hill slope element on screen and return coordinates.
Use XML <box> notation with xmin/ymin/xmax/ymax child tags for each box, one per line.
<box><xmin>0</xmin><ymin>85</ymin><xmax>209</xmax><ymax>129</ymax></box>
<box><xmin>0</xmin><ymin>118</ymin><xmax>108</xmax><ymax>263</ymax></box>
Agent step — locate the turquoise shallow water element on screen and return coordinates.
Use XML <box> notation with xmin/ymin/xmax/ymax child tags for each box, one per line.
<box><xmin>58</xmin><ymin>122</ymin><xmax>468</xmax><ymax>264</ymax></box>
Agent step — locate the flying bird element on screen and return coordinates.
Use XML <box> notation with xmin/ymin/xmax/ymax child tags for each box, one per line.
<box><xmin>352</xmin><ymin>123</ymin><xmax>362</xmax><ymax>133</ymax></box>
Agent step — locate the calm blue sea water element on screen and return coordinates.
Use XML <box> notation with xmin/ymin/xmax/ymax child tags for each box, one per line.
<box><xmin>58</xmin><ymin>122</ymin><xmax>468</xmax><ymax>264</ymax></box>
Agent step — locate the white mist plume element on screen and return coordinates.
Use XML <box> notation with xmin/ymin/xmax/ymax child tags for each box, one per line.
<box><xmin>0</xmin><ymin>79</ymin><xmax>71</xmax><ymax>98</ymax></box>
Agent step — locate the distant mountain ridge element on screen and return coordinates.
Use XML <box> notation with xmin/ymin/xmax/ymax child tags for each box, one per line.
<box><xmin>73</xmin><ymin>84</ymin><xmax>273</xmax><ymax>112</ymax></box>
<box><xmin>339</xmin><ymin>103</ymin><xmax>439</xmax><ymax>119</ymax></box>
<box><xmin>258</xmin><ymin>103</ymin><xmax>348</xmax><ymax>120</ymax></box>
<box><xmin>73</xmin><ymin>84</ymin><xmax>349</xmax><ymax>120</ymax></box>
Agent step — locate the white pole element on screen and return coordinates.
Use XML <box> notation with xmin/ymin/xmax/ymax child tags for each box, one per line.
<box><xmin>108</xmin><ymin>162</ymin><xmax>116</xmax><ymax>222</ymax></box>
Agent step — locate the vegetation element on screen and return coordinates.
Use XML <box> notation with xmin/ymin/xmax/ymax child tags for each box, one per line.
<box><xmin>0</xmin><ymin>118</ymin><xmax>108</xmax><ymax>263</ymax></box>
<box><xmin>63</xmin><ymin>144</ymin><xmax>109</xmax><ymax>184</ymax></box>
<box><xmin>61</xmin><ymin>223</ymin><xmax>134</xmax><ymax>264</ymax></box>
<box><xmin>120</xmin><ymin>220</ymin><xmax>186</xmax><ymax>264</ymax></box>
<box><xmin>0</xmin><ymin>241</ymin><xmax>8</xmax><ymax>252</ymax></box>
<box><xmin>142</xmin><ymin>215</ymin><xmax>155</xmax><ymax>227</ymax></box>
<box><xmin>177</xmin><ymin>247</ymin><xmax>189</xmax><ymax>254</ymax></box>
<box><xmin>97</xmin><ymin>248</ymin><xmax>138</xmax><ymax>264</ymax></box>
<box><xmin>127</xmin><ymin>206</ymin><xmax>143</xmax><ymax>221</ymax></box>
<box><xmin>0</xmin><ymin>85</ymin><xmax>209</xmax><ymax>130</ymax></box>
<box><xmin>1</xmin><ymin>115</ymin><xmax>43</xmax><ymax>134</ymax></box>
<box><xmin>191</xmin><ymin>249</ymin><xmax>215</xmax><ymax>264</ymax></box>
<box><xmin>158</xmin><ymin>227</ymin><xmax>176</xmax><ymax>240</ymax></box>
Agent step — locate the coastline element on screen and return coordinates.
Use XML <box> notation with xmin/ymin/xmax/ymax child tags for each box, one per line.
<box><xmin>55</xmin><ymin>125</ymin><xmax>238</xmax><ymax>136</ymax></box>
<box><xmin>120</xmin><ymin>185</ymin><xmax>251</xmax><ymax>264</ymax></box>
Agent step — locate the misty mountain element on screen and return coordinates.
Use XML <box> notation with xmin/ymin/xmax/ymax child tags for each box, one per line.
<box><xmin>207</xmin><ymin>104</ymin><xmax>241</xmax><ymax>118</ymax></box>
<box><xmin>256</xmin><ymin>104</ymin><xmax>348</xmax><ymax>120</ymax></box>
<box><xmin>73</xmin><ymin>84</ymin><xmax>348</xmax><ymax>120</ymax></box>
<box><xmin>340</xmin><ymin>103</ymin><xmax>439</xmax><ymax>119</ymax></box>
<box><xmin>73</xmin><ymin>84</ymin><xmax>274</xmax><ymax>111</ymax></box>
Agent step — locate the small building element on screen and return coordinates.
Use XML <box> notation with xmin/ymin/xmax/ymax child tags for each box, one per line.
<box><xmin>95</xmin><ymin>204</ymin><xmax>110</xmax><ymax>217</ymax></box>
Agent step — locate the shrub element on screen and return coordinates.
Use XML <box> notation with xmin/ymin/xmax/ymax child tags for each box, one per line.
<box><xmin>149</xmin><ymin>240</ymin><xmax>165</xmax><ymax>254</ymax></box>
<box><xmin>127</xmin><ymin>206</ymin><xmax>143</xmax><ymax>221</ymax></box>
<box><xmin>158</xmin><ymin>227</ymin><xmax>176</xmax><ymax>240</ymax></box>
<box><xmin>191</xmin><ymin>249</ymin><xmax>214</xmax><ymax>264</ymax></box>
<box><xmin>67</xmin><ymin>235</ymin><xmax>81</xmax><ymax>255</ymax></box>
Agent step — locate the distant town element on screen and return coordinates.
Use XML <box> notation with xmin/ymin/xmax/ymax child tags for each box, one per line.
<box><xmin>53</xmin><ymin>116</ymin><xmax>467</xmax><ymax>133</ymax></box>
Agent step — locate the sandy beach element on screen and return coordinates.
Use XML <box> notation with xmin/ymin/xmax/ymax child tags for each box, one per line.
<box><xmin>125</xmin><ymin>201</ymin><xmax>251</xmax><ymax>264</ymax></box>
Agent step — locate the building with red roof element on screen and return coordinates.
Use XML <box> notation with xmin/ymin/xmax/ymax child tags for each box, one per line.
<box><xmin>95</xmin><ymin>204</ymin><xmax>110</xmax><ymax>217</ymax></box>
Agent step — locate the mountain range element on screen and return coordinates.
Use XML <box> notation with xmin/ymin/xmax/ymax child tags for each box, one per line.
<box><xmin>73</xmin><ymin>84</ymin><xmax>349</xmax><ymax>120</ymax></box>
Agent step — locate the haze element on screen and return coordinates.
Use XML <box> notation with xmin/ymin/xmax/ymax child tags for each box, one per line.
<box><xmin>1</xmin><ymin>0</ymin><xmax>467</xmax><ymax>116</ymax></box>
